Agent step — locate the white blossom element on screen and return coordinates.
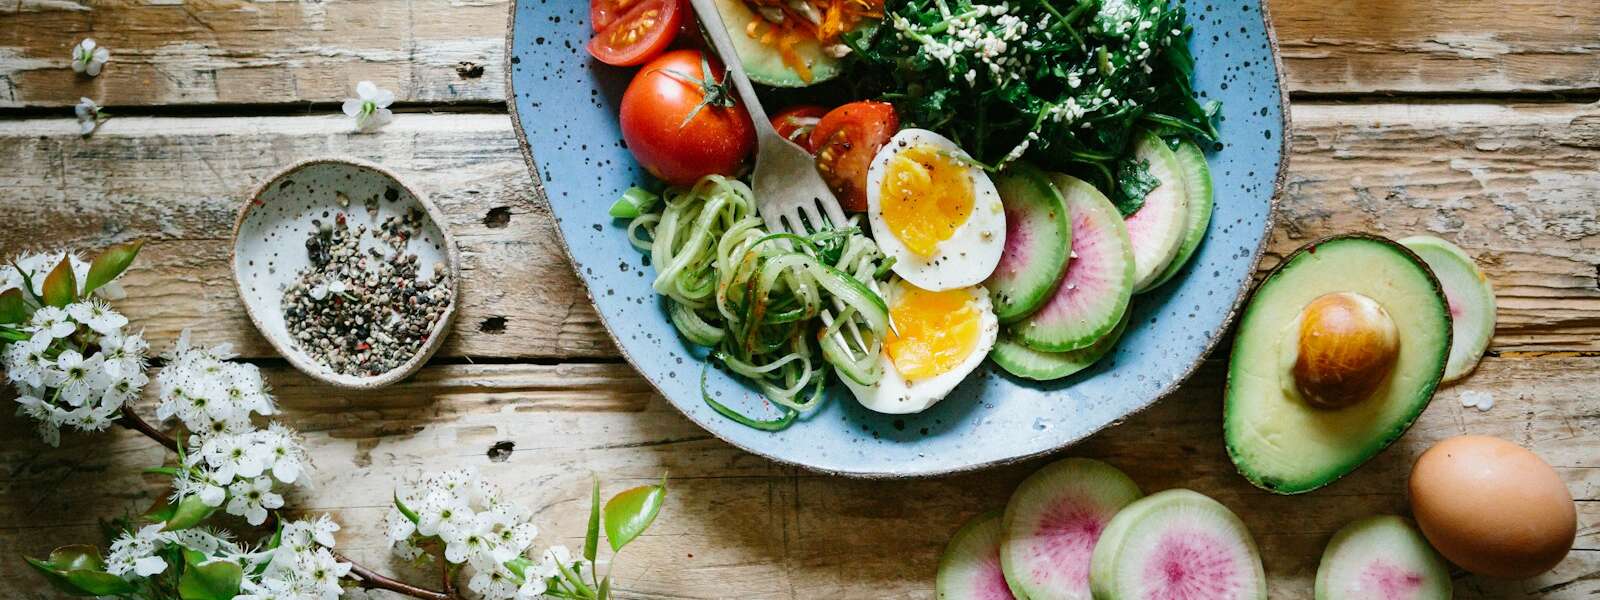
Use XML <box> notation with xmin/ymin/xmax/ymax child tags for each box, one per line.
<box><xmin>67</xmin><ymin>299</ymin><xmax>127</xmax><ymax>334</ymax></box>
<box><xmin>391</xmin><ymin>469</ymin><xmax>565</xmax><ymax>600</ymax></box>
<box><xmin>226</xmin><ymin>475</ymin><xmax>283</xmax><ymax>525</ymax></box>
<box><xmin>71</xmin><ymin>38</ymin><xmax>110</xmax><ymax>77</ymax></box>
<box><xmin>74</xmin><ymin>97</ymin><xmax>106</xmax><ymax>136</ymax></box>
<box><xmin>29</xmin><ymin>306</ymin><xmax>77</xmax><ymax>341</ymax></box>
<box><xmin>106</xmin><ymin>524</ymin><xmax>169</xmax><ymax>577</ymax></box>
<box><xmin>4</xmin><ymin>294</ymin><xmax>147</xmax><ymax>445</ymax></box>
<box><xmin>342</xmin><ymin>81</ymin><xmax>395</xmax><ymax>132</ymax></box>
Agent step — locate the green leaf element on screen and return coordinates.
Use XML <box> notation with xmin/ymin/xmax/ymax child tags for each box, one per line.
<box><xmin>41</xmin><ymin>256</ymin><xmax>76</xmax><ymax>308</ymax></box>
<box><xmin>63</xmin><ymin>568</ymin><xmax>139</xmax><ymax>596</ymax></box>
<box><xmin>48</xmin><ymin>545</ymin><xmax>107</xmax><ymax>572</ymax></box>
<box><xmin>504</xmin><ymin>556</ymin><xmax>533</xmax><ymax>580</ymax></box>
<box><xmin>1112</xmin><ymin>157</ymin><xmax>1159</xmax><ymax>217</ymax></box>
<box><xmin>84</xmin><ymin>239</ymin><xmax>144</xmax><ymax>295</ymax></box>
<box><xmin>584</xmin><ymin>478</ymin><xmax>601</xmax><ymax>563</ymax></box>
<box><xmin>608</xmin><ymin>187</ymin><xmax>659</xmax><ymax>219</ymax></box>
<box><xmin>394</xmin><ymin>490</ymin><xmax>420</xmax><ymax>524</ymax></box>
<box><xmin>0</xmin><ymin>288</ymin><xmax>26</xmax><ymax>324</ymax></box>
<box><xmin>162</xmin><ymin>494</ymin><xmax>217</xmax><ymax>531</ymax></box>
<box><xmin>178</xmin><ymin>551</ymin><xmax>242</xmax><ymax>600</ymax></box>
<box><xmin>603</xmin><ymin>480</ymin><xmax>666</xmax><ymax>553</ymax></box>
<box><xmin>598</xmin><ymin>575</ymin><xmax>612</xmax><ymax>600</ymax></box>
<box><xmin>143</xmin><ymin>491</ymin><xmax>178</xmax><ymax>524</ymax></box>
<box><xmin>25</xmin><ymin>553</ymin><xmax>137</xmax><ymax>597</ymax></box>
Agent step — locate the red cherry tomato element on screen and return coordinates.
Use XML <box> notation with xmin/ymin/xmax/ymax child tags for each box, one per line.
<box><xmin>620</xmin><ymin>49</ymin><xmax>756</xmax><ymax>186</ymax></box>
<box><xmin>770</xmin><ymin>105</ymin><xmax>828</xmax><ymax>153</ymax></box>
<box><xmin>809</xmin><ymin>101</ymin><xmax>899</xmax><ymax>212</ymax></box>
<box><xmin>586</xmin><ymin>0</ymin><xmax>681</xmax><ymax>67</ymax></box>
<box><xmin>590</xmin><ymin>0</ymin><xmax>645</xmax><ymax>31</ymax></box>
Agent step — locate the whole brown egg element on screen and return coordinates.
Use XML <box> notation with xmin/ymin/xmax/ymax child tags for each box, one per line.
<box><xmin>1408</xmin><ymin>435</ymin><xmax>1576</xmax><ymax>579</ymax></box>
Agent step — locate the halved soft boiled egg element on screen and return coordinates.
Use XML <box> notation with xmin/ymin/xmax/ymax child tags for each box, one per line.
<box><xmin>844</xmin><ymin>279</ymin><xmax>999</xmax><ymax>414</ymax></box>
<box><xmin>867</xmin><ymin>129</ymin><xmax>1006</xmax><ymax>292</ymax></box>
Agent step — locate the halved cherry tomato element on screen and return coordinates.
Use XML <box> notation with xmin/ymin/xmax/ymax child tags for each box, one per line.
<box><xmin>771</xmin><ymin>106</ymin><xmax>828</xmax><ymax>153</ymax></box>
<box><xmin>620</xmin><ymin>49</ymin><xmax>755</xmax><ymax>185</ymax></box>
<box><xmin>809</xmin><ymin>101</ymin><xmax>898</xmax><ymax>212</ymax></box>
<box><xmin>591</xmin><ymin>0</ymin><xmax>646</xmax><ymax>31</ymax></box>
<box><xmin>586</xmin><ymin>0</ymin><xmax>681</xmax><ymax>67</ymax></box>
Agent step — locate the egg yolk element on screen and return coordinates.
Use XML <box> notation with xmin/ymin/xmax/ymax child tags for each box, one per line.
<box><xmin>885</xmin><ymin>285</ymin><xmax>982</xmax><ymax>380</ymax></box>
<box><xmin>879</xmin><ymin>145</ymin><xmax>974</xmax><ymax>257</ymax></box>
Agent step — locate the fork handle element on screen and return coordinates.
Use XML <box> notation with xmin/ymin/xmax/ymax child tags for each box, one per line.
<box><xmin>686</xmin><ymin>0</ymin><xmax>777</xmax><ymax>137</ymax></box>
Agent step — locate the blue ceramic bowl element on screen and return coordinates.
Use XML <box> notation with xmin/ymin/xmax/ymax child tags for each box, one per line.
<box><xmin>507</xmin><ymin>1</ymin><xmax>1288</xmax><ymax>477</ymax></box>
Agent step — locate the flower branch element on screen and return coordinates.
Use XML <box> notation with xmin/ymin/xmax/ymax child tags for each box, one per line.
<box><xmin>7</xmin><ymin>242</ymin><xmax>670</xmax><ymax>600</ymax></box>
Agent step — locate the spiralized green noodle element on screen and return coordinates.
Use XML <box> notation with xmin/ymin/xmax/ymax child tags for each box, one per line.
<box><xmin>627</xmin><ymin>175</ymin><xmax>891</xmax><ymax>429</ymax></box>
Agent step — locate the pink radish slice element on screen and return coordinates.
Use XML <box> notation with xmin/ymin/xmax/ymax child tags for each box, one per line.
<box><xmin>1123</xmin><ymin>131</ymin><xmax>1190</xmax><ymax>293</ymax></box>
<box><xmin>999</xmin><ymin>458</ymin><xmax>1142</xmax><ymax>600</ymax></box>
<box><xmin>938</xmin><ymin>511</ymin><xmax>1019</xmax><ymax>600</ymax></box>
<box><xmin>984</xmin><ymin>164</ymin><xmax>1072</xmax><ymax>323</ymax></box>
<box><xmin>1089</xmin><ymin>489</ymin><xmax>1266</xmax><ymax>600</ymax></box>
<box><xmin>1010</xmin><ymin>174</ymin><xmax>1134</xmax><ymax>352</ymax></box>
<box><xmin>1316</xmin><ymin>516</ymin><xmax>1451</xmax><ymax>599</ymax></box>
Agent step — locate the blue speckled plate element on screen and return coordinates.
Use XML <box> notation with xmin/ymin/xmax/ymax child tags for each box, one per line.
<box><xmin>506</xmin><ymin>1</ymin><xmax>1288</xmax><ymax>477</ymax></box>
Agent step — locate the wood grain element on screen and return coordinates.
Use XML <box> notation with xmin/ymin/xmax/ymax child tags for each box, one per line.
<box><xmin>2</xmin><ymin>0</ymin><xmax>1599</xmax><ymax>108</ymax></box>
<box><xmin>1267</xmin><ymin>0</ymin><xmax>1600</xmax><ymax>95</ymax></box>
<box><xmin>1</xmin><ymin>102</ymin><xmax>1595</xmax><ymax>358</ymax></box>
<box><xmin>1</xmin><ymin>355</ymin><xmax>1594</xmax><ymax>598</ymax></box>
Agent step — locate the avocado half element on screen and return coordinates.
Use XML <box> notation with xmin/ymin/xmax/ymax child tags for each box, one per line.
<box><xmin>1224</xmin><ymin>234</ymin><xmax>1451</xmax><ymax>494</ymax></box>
<box><xmin>711</xmin><ymin>0</ymin><xmax>844</xmax><ymax>87</ymax></box>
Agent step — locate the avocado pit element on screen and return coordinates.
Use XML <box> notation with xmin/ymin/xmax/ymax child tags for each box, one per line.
<box><xmin>1289</xmin><ymin>292</ymin><xmax>1400</xmax><ymax>409</ymax></box>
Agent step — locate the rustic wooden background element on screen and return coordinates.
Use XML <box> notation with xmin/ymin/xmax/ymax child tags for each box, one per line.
<box><xmin>1</xmin><ymin>0</ymin><xmax>1597</xmax><ymax>597</ymax></box>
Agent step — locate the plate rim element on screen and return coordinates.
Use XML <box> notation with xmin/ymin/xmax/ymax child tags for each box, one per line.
<box><xmin>502</xmin><ymin>0</ymin><xmax>1291</xmax><ymax>478</ymax></box>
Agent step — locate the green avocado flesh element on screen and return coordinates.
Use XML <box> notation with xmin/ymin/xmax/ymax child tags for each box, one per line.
<box><xmin>1225</xmin><ymin>235</ymin><xmax>1451</xmax><ymax>494</ymax></box>
<box><xmin>1315</xmin><ymin>516</ymin><xmax>1451</xmax><ymax>600</ymax></box>
<box><xmin>713</xmin><ymin>0</ymin><xmax>843</xmax><ymax>87</ymax></box>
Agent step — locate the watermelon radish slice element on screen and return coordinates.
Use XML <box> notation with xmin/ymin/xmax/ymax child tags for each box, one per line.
<box><xmin>1011</xmin><ymin>174</ymin><xmax>1135</xmax><ymax>352</ymax></box>
<box><xmin>1315</xmin><ymin>515</ymin><xmax>1451</xmax><ymax>600</ymax></box>
<box><xmin>992</xmin><ymin>312</ymin><xmax>1128</xmax><ymax>381</ymax></box>
<box><xmin>1125</xmin><ymin>132</ymin><xmax>1191</xmax><ymax>293</ymax></box>
<box><xmin>1398</xmin><ymin>236</ymin><xmax>1496</xmax><ymax>383</ymax></box>
<box><xmin>999</xmin><ymin>458</ymin><xmax>1142</xmax><ymax>600</ymax></box>
<box><xmin>986</xmin><ymin>163</ymin><xmax>1073</xmax><ymax>323</ymax></box>
<box><xmin>938</xmin><ymin>511</ymin><xmax>1018</xmax><ymax>600</ymax></box>
<box><xmin>1089</xmin><ymin>489</ymin><xmax>1266</xmax><ymax>600</ymax></box>
<box><xmin>1146</xmin><ymin>141</ymin><xmax>1214</xmax><ymax>290</ymax></box>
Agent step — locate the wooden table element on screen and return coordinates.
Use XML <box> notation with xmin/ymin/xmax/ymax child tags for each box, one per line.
<box><xmin>1</xmin><ymin>1</ymin><xmax>1596</xmax><ymax>597</ymax></box>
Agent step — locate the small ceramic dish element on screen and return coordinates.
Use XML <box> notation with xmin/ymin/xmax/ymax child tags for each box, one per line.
<box><xmin>232</xmin><ymin>158</ymin><xmax>460</xmax><ymax>388</ymax></box>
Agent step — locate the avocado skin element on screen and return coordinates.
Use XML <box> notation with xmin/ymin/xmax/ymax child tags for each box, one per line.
<box><xmin>1223</xmin><ymin>233</ymin><xmax>1451</xmax><ymax>495</ymax></box>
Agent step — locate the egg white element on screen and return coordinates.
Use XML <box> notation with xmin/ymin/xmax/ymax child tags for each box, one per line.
<box><xmin>866</xmin><ymin>129</ymin><xmax>1007</xmax><ymax>292</ymax></box>
<box><xmin>843</xmin><ymin>281</ymin><xmax>1000</xmax><ymax>415</ymax></box>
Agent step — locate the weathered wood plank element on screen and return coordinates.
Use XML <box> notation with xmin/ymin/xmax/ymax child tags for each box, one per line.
<box><xmin>1</xmin><ymin>102</ymin><xmax>1596</xmax><ymax>358</ymax></box>
<box><xmin>2</xmin><ymin>0</ymin><xmax>1599</xmax><ymax>108</ymax></box>
<box><xmin>1</xmin><ymin>355</ymin><xmax>1595</xmax><ymax>597</ymax></box>
<box><xmin>1267</xmin><ymin>0</ymin><xmax>1600</xmax><ymax>95</ymax></box>
<box><xmin>1</xmin><ymin>0</ymin><xmax>510</xmax><ymax>108</ymax></box>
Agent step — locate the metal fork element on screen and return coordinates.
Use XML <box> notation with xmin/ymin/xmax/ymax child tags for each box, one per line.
<box><xmin>685</xmin><ymin>0</ymin><xmax>875</xmax><ymax>350</ymax></box>
<box><xmin>686</xmin><ymin>0</ymin><xmax>848</xmax><ymax>234</ymax></box>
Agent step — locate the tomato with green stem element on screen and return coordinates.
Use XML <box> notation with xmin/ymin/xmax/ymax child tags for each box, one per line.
<box><xmin>619</xmin><ymin>49</ymin><xmax>755</xmax><ymax>186</ymax></box>
<box><xmin>810</xmin><ymin>101</ymin><xmax>899</xmax><ymax>212</ymax></box>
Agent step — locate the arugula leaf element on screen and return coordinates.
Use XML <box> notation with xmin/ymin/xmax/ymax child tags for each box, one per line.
<box><xmin>847</xmin><ymin>0</ymin><xmax>1219</xmax><ymax>180</ymax></box>
<box><xmin>1112</xmin><ymin>156</ymin><xmax>1160</xmax><ymax>216</ymax></box>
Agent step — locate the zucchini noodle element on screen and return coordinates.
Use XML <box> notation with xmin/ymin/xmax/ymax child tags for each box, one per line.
<box><xmin>626</xmin><ymin>175</ymin><xmax>891</xmax><ymax>429</ymax></box>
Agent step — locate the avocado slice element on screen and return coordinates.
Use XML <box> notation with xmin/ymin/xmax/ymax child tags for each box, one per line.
<box><xmin>1225</xmin><ymin>234</ymin><xmax>1451</xmax><ymax>494</ymax></box>
<box><xmin>711</xmin><ymin>0</ymin><xmax>844</xmax><ymax>87</ymax></box>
